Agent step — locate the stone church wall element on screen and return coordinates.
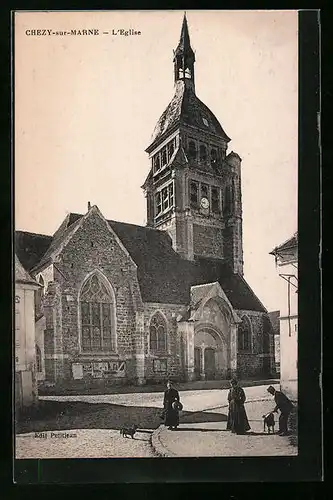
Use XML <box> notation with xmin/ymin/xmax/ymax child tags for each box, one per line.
<box><xmin>39</xmin><ymin>211</ymin><xmax>143</xmax><ymax>388</ymax></box>
<box><xmin>143</xmin><ymin>302</ymin><xmax>183</xmax><ymax>383</ymax></box>
<box><xmin>236</xmin><ymin>310</ymin><xmax>274</xmax><ymax>379</ymax></box>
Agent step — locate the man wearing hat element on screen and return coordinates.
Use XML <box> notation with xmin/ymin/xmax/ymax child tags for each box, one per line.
<box><xmin>267</xmin><ymin>385</ymin><xmax>294</xmax><ymax>436</ymax></box>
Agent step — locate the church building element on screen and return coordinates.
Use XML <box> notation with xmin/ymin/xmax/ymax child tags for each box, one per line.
<box><xmin>15</xmin><ymin>15</ymin><xmax>275</xmax><ymax>389</ymax></box>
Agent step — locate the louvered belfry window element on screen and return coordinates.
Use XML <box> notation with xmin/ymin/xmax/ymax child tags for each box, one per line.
<box><xmin>80</xmin><ymin>273</ymin><xmax>115</xmax><ymax>352</ymax></box>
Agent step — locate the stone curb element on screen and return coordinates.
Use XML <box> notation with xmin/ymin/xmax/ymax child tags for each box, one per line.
<box><xmin>150</xmin><ymin>397</ymin><xmax>274</xmax><ymax>457</ymax></box>
<box><xmin>151</xmin><ymin>425</ymin><xmax>178</xmax><ymax>457</ymax></box>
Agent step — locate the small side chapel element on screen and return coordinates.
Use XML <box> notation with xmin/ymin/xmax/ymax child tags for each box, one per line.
<box><xmin>15</xmin><ymin>15</ymin><xmax>275</xmax><ymax>389</ymax></box>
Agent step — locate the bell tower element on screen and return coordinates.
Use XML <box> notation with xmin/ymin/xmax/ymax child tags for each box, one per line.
<box><xmin>143</xmin><ymin>14</ymin><xmax>244</xmax><ymax>275</ymax></box>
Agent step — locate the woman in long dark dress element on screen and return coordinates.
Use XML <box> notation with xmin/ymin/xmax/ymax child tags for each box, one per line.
<box><xmin>163</xmin><ymin>380</ymin><xmax>180</xmax><ymax>430</ymax></box>
<box><xmin>226</xmin><ymin>378</ymin><xmax>251</xmax><ymax>435</ymax></box>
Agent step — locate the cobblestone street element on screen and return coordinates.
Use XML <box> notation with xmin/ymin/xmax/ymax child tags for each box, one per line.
<box><xmin>15</xmin><ymin>384</ymin><xmax>297</xmax><ymax>459</ymax></box>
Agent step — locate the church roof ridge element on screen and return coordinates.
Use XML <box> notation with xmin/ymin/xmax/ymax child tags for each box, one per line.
<box><xmin>108</xmin><ymin>218</ymin><xmax>167</xmax><ymax>233</ymax></box>
<box><xmin>59</xmin><ymin>211</ymin><xmax>167</xmax><ymax>234</ymax></box>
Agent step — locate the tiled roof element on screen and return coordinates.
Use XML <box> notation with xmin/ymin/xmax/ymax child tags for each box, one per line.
<box><xmin>270</xmin><ymin>233</ymin><xmax>298</xmax><ymax>255</ymax></box>
<box><xmin>148</xmin><ymin>80</ymin><xmax>230</xmax><ymax>150</ymax></box>
<box><xmin>15</xmin><ymin>213</ymin><xmax>266</xmax><ymax>312</ymax></box>
<box><xmin>15</xmin><ymin>231</ymin><xmax>53</xmax><ymax>272</ymax></box>
<box><xmin>190</xmin><ymin>257</ymin><xmax>266</xmax><ymax>312</ymax></box>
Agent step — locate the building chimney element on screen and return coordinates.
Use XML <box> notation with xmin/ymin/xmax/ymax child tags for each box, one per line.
<box><xmin>88</xmin><ymin>201</ymin><xmax>91</xmax><ymax>211</ymax></box>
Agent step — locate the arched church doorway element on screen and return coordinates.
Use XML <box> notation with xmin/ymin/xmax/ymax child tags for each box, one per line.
<box><xmin>204</xmin><ymin>348</ymin><xmax>215</xmax><ymax>379</ymax></box>
<box><xmin>194</xmin><ymin>327</ymin><xmax>226</xmax><ymax>381</ymax></box>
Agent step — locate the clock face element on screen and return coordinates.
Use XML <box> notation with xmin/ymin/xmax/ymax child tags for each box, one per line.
<box><xmin>200</xmin><ymin>197</ymin><xmax>209</xmax><ymax>209</ymax></box>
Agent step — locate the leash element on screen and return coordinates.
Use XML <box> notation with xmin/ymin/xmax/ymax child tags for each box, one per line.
<box><xmin>180</xmin><ymin>398</ymin><xmax>275</xmax><ymax>418</ymax></box>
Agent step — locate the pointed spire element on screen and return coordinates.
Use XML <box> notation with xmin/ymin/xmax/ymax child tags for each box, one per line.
<box><xmin>173</xmin><ymin>13</ymin><xmax>196</xmax><ymax>89</ymax></box>
<box><xmin>175</xmin><ymin>12</ymin><xmax>195</xmax><ymax>60</ymax></box>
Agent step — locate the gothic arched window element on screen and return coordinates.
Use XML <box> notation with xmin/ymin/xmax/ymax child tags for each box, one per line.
<box><xmin>80</xmin><ymin>273</ymin><xmax>116</xmax><ymax>352</ymax></box>
<box><xmin>238</xmin><ymin>316</ymin><xmax>252</xmax><ymax>352</ymax></box>
<box><xmin>149</xmin><ymin>312</ymin><xmax>167</xmax><ymax>353</ymax></box>
<box><xmin>36</xmin><ymin>344</ymin><xmax>42</xmax><ymax>372</ymax></box>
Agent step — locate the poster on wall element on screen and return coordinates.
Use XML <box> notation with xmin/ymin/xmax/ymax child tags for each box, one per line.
<box><xmin>71</xmin><ymin>363</ymin><xmax>83</xmax><ymax>380</ymax></box>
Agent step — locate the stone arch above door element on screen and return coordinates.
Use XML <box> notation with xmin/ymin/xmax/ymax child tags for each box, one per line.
<box><xmin>190</xmin><ymin>282</ymin><xmax>241</xmax><ymax>326</ymax></box>
<box><xmin>194</xmin><ymin>324</ymin><xmax>228</xmax><ymax>381</ymax></box>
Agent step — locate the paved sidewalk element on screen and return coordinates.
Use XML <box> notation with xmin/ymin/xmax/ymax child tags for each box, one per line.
<box><xmin>151</xmin><ymin>400</ymin><xmax>298</xmax><ymax>457</ymax></box>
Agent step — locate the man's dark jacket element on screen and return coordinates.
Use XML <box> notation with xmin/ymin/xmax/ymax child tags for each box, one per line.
<box><xmin>274</xmin><ymin>391</ymin><xmax>294</xmax><ymax>413</ymax></box>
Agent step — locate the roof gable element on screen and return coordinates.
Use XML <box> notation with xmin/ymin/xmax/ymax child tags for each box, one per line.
<box><xmin>32</xmin><ymin>214</ymin><xmax>83</xmax><ymax>271</ymax></box>
<box><xmin>31</xmin><ymin>206</ymin><xmax>135</xmax><ymax>273</ymax></box>
<box><xmin>189</xmin><ymin>281</ymin><xmax>241</xmax><ymax>323</ymax></box>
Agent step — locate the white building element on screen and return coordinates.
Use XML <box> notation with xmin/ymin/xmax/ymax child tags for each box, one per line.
<box><xmin>268</xmin><ymin>310</ymin><xmax>280</xmax><ymax>376</ymax></box>
<box><xmin>15</xmin><ymin>255</ymin><xmax>43</xmax><ymax>410</ymax></box>
<box><xmin>270</xmin><ymin>233</ymin><xmax>298</xmax><ymax>401</ymax></box>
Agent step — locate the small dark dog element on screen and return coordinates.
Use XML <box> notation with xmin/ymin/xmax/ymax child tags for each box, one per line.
<box><xmin>262</xmin><ymin>412</ymin><xmax>275</xmax><ymax>434</ymax></box>
<box><xmin>120</xmin><ymin>425</ymin><xmax>138</xmax><ymax>439</ymax></box>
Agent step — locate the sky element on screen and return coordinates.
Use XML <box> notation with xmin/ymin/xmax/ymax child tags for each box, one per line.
<box><xmin>15</xmin><ymin>10</ymin><xmax>298</xmax><ymax>312</ymax></box>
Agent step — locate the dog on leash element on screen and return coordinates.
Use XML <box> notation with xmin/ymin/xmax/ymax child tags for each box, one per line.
<box><xmin>120</xmin><ymin>425</ymin><xmax>138</xmax><ymax>439</ymax></box>
<box><xmin>262</xmin><ymin>412</ymin><xmax>275</xmax><ymax>434</ymax></box>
